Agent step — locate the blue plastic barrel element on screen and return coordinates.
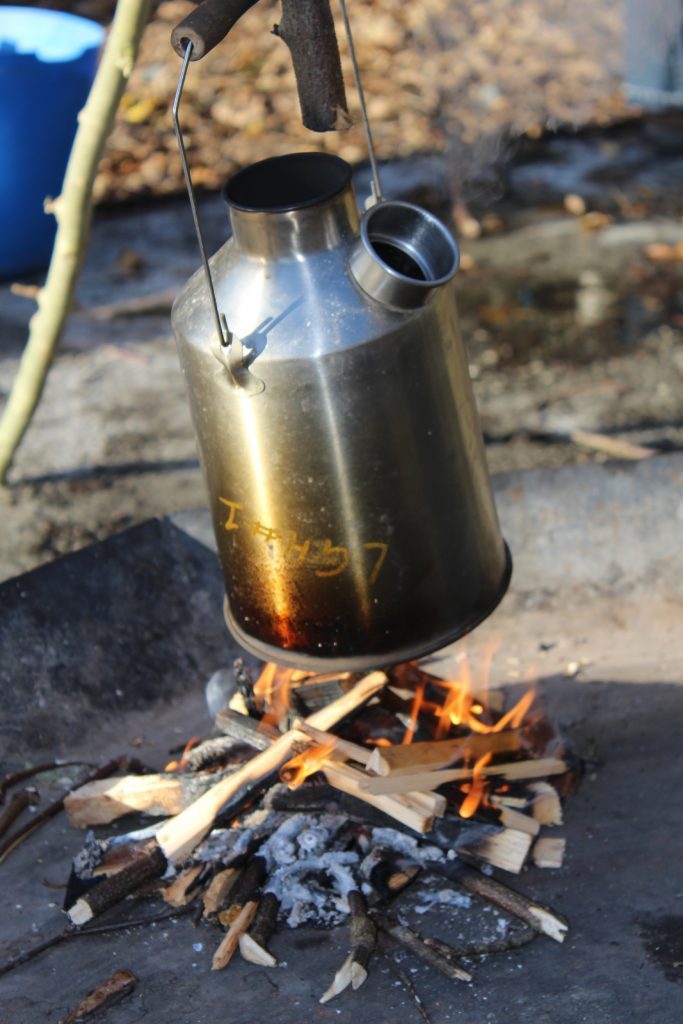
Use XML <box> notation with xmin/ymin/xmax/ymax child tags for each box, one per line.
<box><xmin>0</xmin><ymin>7</ymin><xmax>104</xmax><ymax>278</ymax></box>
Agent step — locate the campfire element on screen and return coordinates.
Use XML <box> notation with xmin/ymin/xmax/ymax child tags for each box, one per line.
<box><xmin>1</xmin><ymin>657</ymin><xmax>576</xmax><ymax>1008</ymax></box>
<box><xmin>0</xmin><ymin>656</ymin><xmax>578</xmax><ymax>1008</ymax></box>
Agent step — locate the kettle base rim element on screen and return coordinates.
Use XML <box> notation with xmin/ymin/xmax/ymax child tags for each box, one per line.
<box><xmin>223</xmin><ymin>544</ymin><xmax>513</xmax><ymax>673</ymax></box>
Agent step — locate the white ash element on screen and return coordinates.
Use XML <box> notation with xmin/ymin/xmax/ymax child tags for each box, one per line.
<box><xmin>412</xmin><ymin>888</ymin><xmax>472</xmax><ymax>914</ymax></box>
<box><xmin>370</xmin><ymin>828</ymin><xmax>445</xmax><ymax>864</ymax></box>
<box><xmin>267</xmin><ymin>850</ymin><xmax>360</xmax><ymax>929</ymax></box>
<box><xmin>259</xmin><ymin>814</ymin><xmax>346</xmax><ymax>871</ymax></box>
<box><xmin>194</xmin><ymin>826</ymin><xmax>254</xmax><ymax>865</ymax></box>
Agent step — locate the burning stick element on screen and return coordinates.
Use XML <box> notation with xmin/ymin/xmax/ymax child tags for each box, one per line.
<box><xmin>361</xmin><ymin>757</ymin><xmax>569</xmax><ymax>795</ymax></box>
<box><xmin>367</xmin><ymin>731</ymin><xmax>521</xmax><ymax>776</ymax></box>
<box><xmin>215</xmin><ymin>709</ymin><xmax>279</xmax><ymax>750</ymax></box>
<box><xmin>239</xmin><ymin>891</ymin><xmax>279</xmax><ymax>967</ymax></box>
<box><xmin>373</xmin><ymin>913</ymin><xmax>471</xmax><ymax>983</ymax></box>
<box><xmin>320</xmin><ymin>890</ymin><xmax>376</xmax><ymax>1003</ymax></box>
<box><xmin>156</xmin><ymin>671</ymin><xmax>388</xmax><ymax>865</ymax></box>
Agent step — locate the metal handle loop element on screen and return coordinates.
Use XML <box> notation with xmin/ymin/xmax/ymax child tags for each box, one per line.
<box><xmin>172</xmin><ymin>40</ymin><xmax>229</xmax><ymax>350</ymax></box>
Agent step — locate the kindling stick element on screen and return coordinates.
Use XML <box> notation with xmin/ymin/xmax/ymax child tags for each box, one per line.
<box><xmin>156</xmin><ymin>672</ymin><xmax>388</xmax><ymax>864</ymax></box>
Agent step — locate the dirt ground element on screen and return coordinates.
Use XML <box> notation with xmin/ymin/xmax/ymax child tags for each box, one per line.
<box><xmin>1</xmin><ymin>114</ymin><xmax>682</xmax><ymax>583</ymax></box>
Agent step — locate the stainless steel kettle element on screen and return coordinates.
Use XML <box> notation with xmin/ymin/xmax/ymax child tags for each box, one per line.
<box><xmin>170</xmin><ymin>11</ymin><xmax>510</xmax><ymax>671</ymax></box>
<box><xmin>172</xmin><ymin>149</ymin><xmax>510</xmax><ymax>670</ymax></box>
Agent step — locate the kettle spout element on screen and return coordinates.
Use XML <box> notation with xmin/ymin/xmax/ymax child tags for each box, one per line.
<box><xmin>349</xmin><ymin>200</ymin><xmax>459</xmax><ymax>310</ymax></box>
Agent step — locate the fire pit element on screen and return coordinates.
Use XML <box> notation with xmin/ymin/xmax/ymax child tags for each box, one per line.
<box><xmin>1</xmin><ymin>454</ymin><xmax>682</xmax><ymax>1023</ymax></box>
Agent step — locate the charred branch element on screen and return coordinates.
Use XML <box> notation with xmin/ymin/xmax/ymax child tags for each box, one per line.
<box><xmin>68</xmin><ymin>844</ymin><xmax>167</xmax><ymax>926</ymax></box>
<box><xmin>436</xmin><ymin>862</ymin><xmax>568</xmax><ymax>943</ymax></box>
<box><xmin>373</xmin><ymin>912</ymin><xmax>472</xmax><ymax>983</ymax></box>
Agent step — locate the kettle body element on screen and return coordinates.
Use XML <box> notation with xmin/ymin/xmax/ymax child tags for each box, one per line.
<box><xmin>172</xmin><ymin>152</ymin><xmax>510</xmax><ymax>670</ymax></box>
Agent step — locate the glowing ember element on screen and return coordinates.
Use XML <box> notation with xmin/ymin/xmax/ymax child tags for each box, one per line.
<box><xmin>280</xmin><ymin>742</ymin><xmax>336</xmax><ymax>788</ymax></box>
<box><xmin>164</xmin><ymin>736</ymin><xmax>202</xmax><ymax>772</ymax></box>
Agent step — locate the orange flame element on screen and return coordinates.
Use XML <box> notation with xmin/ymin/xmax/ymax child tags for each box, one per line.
<box><xmin>458</xmin><ymin>751</ymin><xmax>493</xmax><ymax>818</ymax></box>
<box><xmin>164</xmin><ymin>735</ymin><xmax>202</xmax><ymax>772</ymax></box>
<box><xmin>254</xmin><ymin>662</ymin><xmax>296</xmax><ymax>731</ymax></box>
<box><xmin>280</xmin><ymin>742</ymin><xmax>336</xmax><ymax>788</ymax></box>
<box><xmin>402</xmin><ymin>681</ymin><xmax>426</xmax><ymax>744</ymax></box>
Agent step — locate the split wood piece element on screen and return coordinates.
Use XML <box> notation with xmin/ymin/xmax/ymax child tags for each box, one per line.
<box><xmin>214</xmin><ymin>708</ymin><xmax>279</xmax><ymax>750</ymax></box>
<box><xmin>157</xmin><ymin>672</ymin><xmax>388</xmax><ymax>864</ymax></box>
<box><xmin>239</xmin><ymin>891</ymin><xmax>279</xmax><ymax>967</ymax></box>
<box><xmin>495</xmin><ymin>806</ymin><xmax>541</xmax><ymax>837</ymax></box>
<box><xmin>296</xmin><ymin>722</ymin><xmax>445</xmax><ymax>817</ymax></box>
<box><xmin>361</xmin><ymin>757</ymin><xmax>569</xmax><ymax>795</ymax></box>
<box><xmin>65</xmin><ymin>770</ymin><xmax>230</xmax><ymax>827</ymax></box>
<box><xmin>295</xmin><ymin>721</ymin><xmax>371</xmax><ymax>766</ymax></box>
<box><xmin>532</xmin><ymin>837</ymin><xmax>566</xmax><ymax>869</ymax></box>
<box><xmin>68</xmin><ymin>845</ymin><xmax>167</xmax><ymax>926</ymax></box>
<box><xmin>212</xmin><ymin>900</ymin><xmax>258</xmax><ymax>970</ymax></box>
<box><xmin>203</xmin><ymin>867</ymin><xmax>240</xmax><ymax>918</ymax></box>
<box><xmin>373</xmin><ymin>913</ymin><xmax>471</xmax><ymax>983</ymax></box>
<box><xmin>437</xmin><ymin>862</ymin><xmax>568</xmax><ymax>943</ymax></box>
<box><xmin>218</xmin><ymin>856</ymin><xmax>267</xmax><ymax>926</ymax></box>
<box><xmin>489</xmin><ymin>793</ymin><xmax>528</xmax><ymax>809</ymax></box>
<box><xmin>387</xmin><ymin>863</ymin><xmax>421</xmax><ymax>894</ymax></box>
<box><xmin>322</xmin><ymin>761</ymin><xmax>433</xmax><ymax>834</ymax></box>
<box><xmin>403</xmin><ymin>789</ymin><xmax>447</xmax><ymax>818</ymax></box>
<box><xmin>528</xmin><ymin>781</ymin><xmax>563</xmax><ymax>825</ymax></box>
<box><xmin>457</xmin><ymin>828</ymin><xmax>532</xmax><ymax>874</ymax></box>
<box><xmin>367</xmin><ymin>730</ymin><xmax>521</xmax><ymax>776</ymax></box>
<box><xmin>162</xmin><ymin>865</ymin><xmax>204</xmax><ymax>908</ymax></box>
<box><xmin>0</xmin><ymin>788</ymin><xmax>38</xmax><ymax>840</ymax></box>
<box><xmin>320</xmin><ymin>889</ymin><xmax>376</xmax><ymax>1003</ymax></box>
<box><xmin>61</xmin><ymin>968</ymin><xmax>137</xmax><ymax>1024</ymax></box>
<box><xmin>0</xmin><ymin>758</ymin><xmax>125</xmax><ymax>865</ymax></box>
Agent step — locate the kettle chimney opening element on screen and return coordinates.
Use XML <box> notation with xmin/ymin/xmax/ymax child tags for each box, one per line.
<box><xmin>224</xmin><ymin>152</ymin><xmax>352</xmax><ymax>213</ymax></box>
<box><xmin>349</xmin><ymin>200</ymin><xmax>459</xmax><ymax>310</ymax></box>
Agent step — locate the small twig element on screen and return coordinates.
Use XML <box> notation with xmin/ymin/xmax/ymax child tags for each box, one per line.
<box><xmin>379</xmin><ymin>949</ymin><xmax>433</xmax><ymax>1024</ymax></box>
<box><xmin>320</xmin><ymin>889</ymin><xmax>376</xmax><ymax>1003</ymax></box>
<box><xmin>0</xmin><ymin>904</ymin><xmax>196</xmax><ymax>979</ymax></box>
<box><xmin>372</xmin><ymin>912</ymin><xmax>471</xmax><ymax>983</ymax></box>
<box><xmin>0</xmin><ymin>762</ymin><xmax>89</xmax><ymax>804</ymax></box>
<box><xmin>0</xmin><ymin>788</ymin><xmax>38</xmax><ymax>839</ymax></box>
<box><xmin>0</xmin><ymin>758</ymin><xmax>125</xmax><ymax>865</ymax></box>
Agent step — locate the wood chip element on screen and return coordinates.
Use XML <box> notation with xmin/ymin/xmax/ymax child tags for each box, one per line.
<box><xmin>212</xmin><ymin>900</ymin><xmax>258</xmax><ymax>970</ymax></box>
<box><xmin>162</xmin><ymin>864</ymin><xmax>204</xmax><ymax>907</ymax></box>
<box><xmin>532</xmin><ymin>837</ymin><xmax>566</xmax><ymax>869</ymax></box>
<box><xmin>457</xmin><ymin>828</ymin><xmax>532</xmax><ymax>874</ymax></box>
<box><xmin>60</xmin><ymin>969</ymin><xmax>137</xmax><ymax>1024</ymax></box>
